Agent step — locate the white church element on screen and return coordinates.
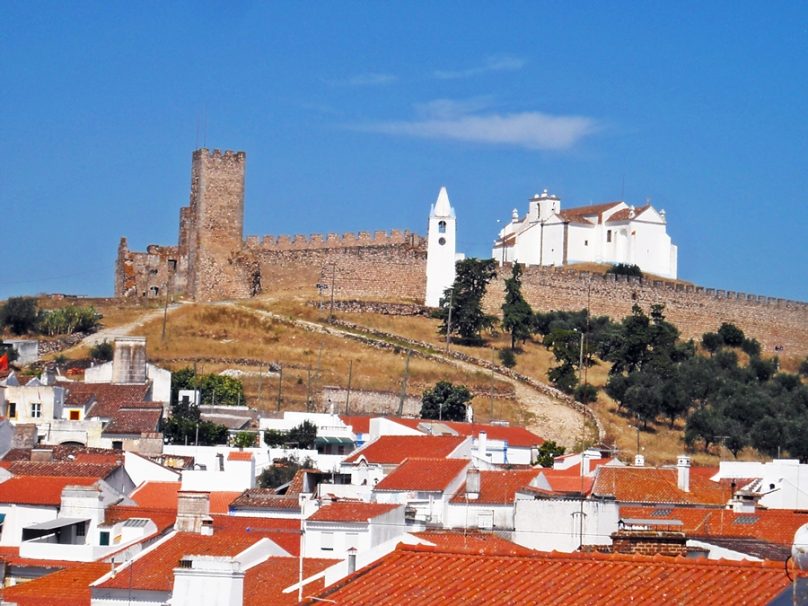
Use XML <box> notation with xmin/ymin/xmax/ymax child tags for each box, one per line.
<box><xmin>424</xmin><ymin>187</ymin><xmax>464</xmax><ymax>307</ymax></box>
<box><xmin>491</xmin><ymin>190</ymin><xmax>678</xmax><ymax>279</ymax></box>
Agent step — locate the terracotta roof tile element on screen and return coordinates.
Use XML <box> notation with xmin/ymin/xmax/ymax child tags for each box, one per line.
<box><xmin>56</xmin><ymin>381</ymin><xmax>151</xmax><ymax>417</ymax></box>
<box><xmin>227</xmin><ymin>451</ymin><xmax>254</xmax><ymax>461</ymax></box>
<box><xmin>557</xmin><ymin>201</ymin><xmax>623</xmax><ymax>225</ymax></box>
<box><xmin>389</xmin><ymin>418</ymin><xmax>544</xmax><ymax>447</ymax></box>
<box><xmin>230</xmin><ymin>489</ymin><xmax>301</xmax><ymax>512</ymax></box>
<box><xmin>451</xmin><ymin>469</ymin><xmax>540</xmax><ymax>504</ymax></box>
<box><xmin>591</xmin><ymin>466</ymin><xmax>730</xmax><ymax>505</ymax></box>
<box><xmin>0</xmin><ymin>561</ymin><xmax>108</xmax><ymax>606</ymax></box>
<box><xmin>340</xmin><ymin>415</ymin><xmax>371</xmax><ymax>435</ymax></box>
<box><xmin>375</xmin><ymin>457</ymin><xmax>469</xmax><ymax>492</ymax></box>
<box><xmin>1</xmin><ymin>460</ymin><xmax>120</xmax><ymax>478</ymax></box>
<box><xmin>620</xmin><ymin>505</ymin><xmax>808</xmax><ymax>552</ymax></box>
<box><xmin>343</xmin><ymin>435</ymin><xmax>466</xmax><ymax>465</ymax></box>
<box><xmin>310</xmin><ymin>545</ymin><xmax>798</xmax><ymax>605</ymax></box>
<box><xmin>307</xmin><ymin>502</ymin><xmax>400</xmax><ymax>523</ymax></box>
<box><xmin>412</xmin><ymin>530</ymin><xmax>536</xmax><ymax>556</ymax></box>
<box><xmin>104</xmin><ymin>505</ymin><xmax>177</xmax><ymax>534</ymax></box>
<box><xmin>130</xmin><ymin>482</ymin><xmax>239</xmax><ymax>514</ymax></box>
<box><xmin>0</xmin><ymin>476</ymin><xmax>98</xmax><ymax>506</ymax></box>
<box><xmin>102</xmin><ymin>407</ymin><xmax>162</xmax><ymax>435</ymax></box>
<box><xmin>244</xmin><ymin>557</ymin><xmax>337</xmax><ymax>606</ymax></box>
<box><xmin>605</xmin><ymin>204</ymin><xmax>651</xmax><ymax>223</ymax></box>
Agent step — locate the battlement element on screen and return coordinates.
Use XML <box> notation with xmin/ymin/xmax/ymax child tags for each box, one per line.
<box><xmin>244</xmin><ymin>229</ymin><xmax>425</xmax><ymax>251</ymax></box>
<box><xmin>193</xmin><ymin>148</ymin><xmax>246</xmax><ymax>161</ymax></box>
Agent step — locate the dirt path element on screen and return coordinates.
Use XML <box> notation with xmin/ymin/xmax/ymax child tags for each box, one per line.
<box><xmin>230</xmin><ymin>302</ymin><xmax>591</xmax><ymax>448</ymax></box>
<box><xmin>79</xmin><ymin>304</ymin><xmax>184</xmax><ymax>347</ymax></box>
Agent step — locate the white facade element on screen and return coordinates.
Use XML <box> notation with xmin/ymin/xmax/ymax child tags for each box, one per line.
<box><xmin>492</xmin><ymin>190</ymin><xmax>678</xmax><ymax>279</ymax></box>
<box><xmin>512</xmin><ymin>496</ymin><xmax>620</xmax><ymax>553</ymax></box>
<box><xmin>303</xmin><ymin>505</ymin><xmax>405</xmax><ymax>559</ymax></box>
<box><xmin>425</xmin><ymin>187</ymin><xmax>458</xmax><ymax>307</ymax></box>
<box><xmin>713</xmin><ymin>459</ymin><xmax>808</xmax><ymax>510</ymax></box>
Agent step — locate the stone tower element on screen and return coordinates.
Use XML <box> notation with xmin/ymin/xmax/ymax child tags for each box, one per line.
<box><xmin>186</xmin><ymin>149</ymin><xmax>248</xmax><ymax>301</ymax></box>
<box><xmin>425</xmin><ymin>187</ymin><xmax>457</xmax><ymax>307</ymax></box>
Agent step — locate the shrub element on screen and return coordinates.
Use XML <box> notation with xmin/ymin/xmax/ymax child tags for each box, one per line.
<box><xmin>498</xmin><ymin>348</ymin><xmax>516</xmax><ymax>368</ymax></box>
<box><xmin>1</xmin><ymin>297</ymin><xmax>39</xmax><ymax>335</ymax></box>
<box><xmin>420</xmin><ymin>381</ymin><xmax>471</xmax><ymax>421</ymax></box>
<box><xmin>574</xmin><ymin>383</ymin><xmax>598</xmax><ymax>403</ymax></box>
<box><xmin>606</xmin><ymin>263</ymin><xmax>643</xmax><ymax>278</ymax></box>
<box><xmin>717</xmin><ymin>322</ymin><xmax>745</xmax><ymax>348</ymax></box>
<box><xmin>90</xmin><ymin>340</ymin><xmax>114</xmax><ymax>361</ymax></box>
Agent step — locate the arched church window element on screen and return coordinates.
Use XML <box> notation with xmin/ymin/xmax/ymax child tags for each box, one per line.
<box><xmin>438</xmin><ymin>220</ymin><xmax>447</xmax><ymax>234</ymax></box>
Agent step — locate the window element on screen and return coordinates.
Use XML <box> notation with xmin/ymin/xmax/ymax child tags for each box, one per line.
<box><xmin>112</xmin><ymin>440</ymin><xmax>123</xmax><ymax>451</ymax></box>
<box><xmin>30</xmin><ymin>403</ymin><xmax>42</xmax><ymax>419</ymax></box>
<box><xmin>76</xmin><ymin>522</ymin><xmax>86</xmax><ymax>537</ymax></box>
<box><xmin>168</xmin><ymin>259</ymin><xmax>177</xmax><ymax>271</ymax></box>
<box><xmin>321</xmin><ymin>532</ymin><xmax>334</xmax><ymax>551</ymax></box>
<box><xmin>607</xmin><ymin>230</ymin><xmax>612</xmax><ymax>243</ymax></box>
<box><xmin>149</xmin><ymin>286</ymin><xmax>160</xmax><ymax>296</ymax></box>
<box><xmin>99</xmin><ymin>531</ymin><xmax>110</xmax><ymax>546</ymax></box>
<box><xmin>584</xmin><ymin>240</ymin><xmax>589</xmax><ymax>246</ymax></box>
<box><xmin>69</xmin><ymin>410</ymin><xmax>80</xmax><ymax>421</ymax></box>
<box><xmin>438</xmin><ymin>237</ymin><xmax>446</xmax><ymax>246</ymax></box>
<box><xmin>149</xmin><ymin>268</ymin><xmax>158</xmax><ymax>275</ymax></box>
<box><xmin>7</xmin><ymin>402</ymin><xmax>16</xmax><ymax>419</ymax></box>
<box><xmin>438</xmin><ymin>220</ymin><xmax>447</xmax><ymax>234</ymax></box>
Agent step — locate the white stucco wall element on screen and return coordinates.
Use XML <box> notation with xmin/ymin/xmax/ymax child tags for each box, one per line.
<box><xmin>513</xmin><ymin>498</ymin><xmax>619</xmax><ymax>553</ymax></box>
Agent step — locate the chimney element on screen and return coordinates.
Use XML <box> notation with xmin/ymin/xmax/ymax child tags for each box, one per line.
<box><xmin>31</xmin><ymin>448</ymin><xmax>53</xmax><ymax>463</ymax></box>
<box><xmin>175</xmin><ymin>491</ymin><xmax>213</xmax><ymax>534</ymax></box>
<box><xmin>634</xmin><ymin>454</ymin><xmax>645</xmax><ymax>467</ymax></box>
<box><xmin>477</xmin><ymin>431</ymin><xmax>488</xmax><ymax>460</ymax></box>
<box><xmin>677</xmin><ymin>455</ymin><xmax>691</xmax><ymax>493</ymax></box>
<box><xmin>111</xmin><ymin>337</ymin><xmax>147</xmax><ymax>384</ymax></box>
<box><xmin>347</xmin><ymin>547</ymin><xmax>357</xmax><ymax>574</ymax></box>
<box><xmin>611</xmin><ymin>528</ymin><xmax>687</xmax><ymax>557</ymax></box>
<box><xmin>171</xmin><ymin>556</ymin><xmax>244</xmax><ymax>606</ymax></box>
<box><xmin>465</xmin><ymin>468</ymin><xmax>480</xmax><ymax>501</ymax></box>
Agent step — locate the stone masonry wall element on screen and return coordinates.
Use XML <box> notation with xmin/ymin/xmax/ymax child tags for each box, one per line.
<box><xmin>484</xmin><ymin>265</ymin><xmax>808</xmax><ymax>357</ymax></box>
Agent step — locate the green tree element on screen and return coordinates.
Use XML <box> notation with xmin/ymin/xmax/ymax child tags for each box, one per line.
<box><xmin>264</xmin><ymin>429</ymin><xmax>289</xmax><ymax>447</ymax></box>
<box><xmin>717</xmin><ymin>323</ymin><xmax>745</xmax><ymax>348</ymax></box>
<box><xmin>750</xmin><ymin>416</ymin><xmax>784</xmax><ymax>457</ymax></box>
<box><xmin>606</xmin><ymin>263</ymin><xmax>643</xmax><ymax>278</ymax></box>
<box><xmin>287</xmin><ymin>420</ymin><xmax>318</xmax><ymax>449</ymax></box>
<box><xmin>701</xmin><ymin>332</ymin><xmax>724</xmax><ymax>355</ymax></box>
<box><xmin>437</xmin><ymin>258</ymin><xmax>497</xmax><ymax>345</ymax></box>
<box><xmin>574</xmin><ymin>383</ymin><xmax>598</xmax><ymax>404</ymax></box>
<box><xmin>535</xmin><ymin>440</ymin><xmax>566</xmax><ymax>467</ymax></box>
<box><xmin>233</xmin><ymin>431</ymin><xmax>257</xmax><ymax>448</ymax></box>
<box><xmin>740</xmin><ymin>337</ymin><xmax>762</xmax><ymax>357</ymax></box>
<box><xmin>1</xmin><ymin>297</ymin><xmax>40</xmax><ymax>335</ymax></box>
<box><xmin>258</xmin><ymin>455</ymin><xmax>315</xmax><ymax>489</ymax></box>
<box><xmin>90</xmin><ymin>340</ymin><xmax>114</xmax><ymax>361</ymax></box>
<box><xmin>501</xmin><ymin>263</ymin><xmax>533</xmax><ymax>350</ymax></box>
<box><xmin>545</xmin><ymin>328</ymin><xmax>581</xmax><ymax>394</ymax></box>
<box><xmin>420</xmin><ymin>381</ymin><xmax>471</xmax><ymax>421</ymax></box>
<box><xmin>498</xmin><ymin>348</ymin><xmax>516</xmax><ymax>368</ymax></box>
<box><xmin>169</xmin><ymin>367</ymin><xmax>244</xmax><ymax>407</ymax></box>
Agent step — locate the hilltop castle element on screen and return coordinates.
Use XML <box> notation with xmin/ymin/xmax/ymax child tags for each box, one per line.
<box><xmin>115</xmin><ymin>149</ymin><xmax>457</xmax><ymax>304</ymax></box>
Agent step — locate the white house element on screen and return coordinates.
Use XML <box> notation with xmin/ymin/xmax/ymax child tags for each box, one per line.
<box><xmin>303</xmin><ymin>501</ymin><xmax>405</xmax><ymax>559</ymax></box>
<box><xmin>492</xmin><ymin>189</ymin><xmax>678</xmax><ymax>279</ymax></box>
<box><xmin>712</xmin><ymin>459</ymin><xmax>808</xmax><ymax>510</ymax></box>
<box><xmin>425</xmin><ymin>187</ymin><xmax>461</xmax><ymax>307</ymax></box>
<box><xmin>445</xmin><ymin>469</ymin><xmax>541</xmax><ymax>531</ymax></box>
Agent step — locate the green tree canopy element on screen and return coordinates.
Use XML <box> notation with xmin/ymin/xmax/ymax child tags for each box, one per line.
<box><xmin>437</xmin><ymin>258</ymin><xmax>497</xmax><ymax>345</ymax></box>
<box><xmin>420</xmin><ymin>381</ymin><xmax>471</xmax><ymax>421</ymax></box>
<box><xmin>501</xmin><ymin>262</ymin><xmax>533</xmax><ymax>350</ymax></box>
<box><xmin>1</xmin><ymin>297</ymin><xmax>40</xmax><ymax>335</ymax></box>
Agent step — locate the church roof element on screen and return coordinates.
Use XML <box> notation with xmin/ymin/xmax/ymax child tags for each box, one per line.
<box><xmin>558</xmin><ymin>201</ymin><xmax>623</xmax><ymax>225</ymax></box>
<box><xmin>606</xmin><ymin>204</ymin><xmax>652</xmax><ymax>223</ymax></box>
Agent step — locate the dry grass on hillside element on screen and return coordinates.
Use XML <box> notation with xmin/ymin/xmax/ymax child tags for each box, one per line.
<box><xmin>129</xmin><ymin>303</ymin><xmax>518</xmax><ymax>420</ymax></box>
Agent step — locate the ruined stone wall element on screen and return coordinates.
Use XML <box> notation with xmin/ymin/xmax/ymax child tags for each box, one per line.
<box><xmin>115</xmin><ymin>238</ymin><xmax>187</xmax><ymax>299</ymax></box>
<box><xmin>254</xmin><ymin>241</ymin><xmax>427</xmax><ymax>302</ymax></box>
<box><xmin>186</xmin><ymin>149</ymin><xmax>248</xmax><ymax>301</ymax></box>
<box><xmin>484</xmin><ymin>265</ymin><xmax>808</xmax><ymax>357</ymax></box>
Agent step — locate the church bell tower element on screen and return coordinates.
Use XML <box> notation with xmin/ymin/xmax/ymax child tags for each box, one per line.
<box><xmin>425</xmin><ymin>187</ymin><xmax>457</xmax><ymax>307</ymax></box>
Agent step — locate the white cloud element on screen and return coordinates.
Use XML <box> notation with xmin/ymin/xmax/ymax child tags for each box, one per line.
<box><xmin>328</xmin><ymin>72</ymin><xmax>398</xmax><ymax>86</ymax></box>
<box><xmin>355</xmin><ymin>100</ymin><xmax>599</xmax><ymax>151</ymax></box>
<box><xmin>433</xmin><ymin>55</ymin><xmax>526</xmax><ymax>80</ymax></box>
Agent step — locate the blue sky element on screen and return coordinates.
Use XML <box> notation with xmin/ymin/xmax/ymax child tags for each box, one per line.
<box><xmin>1</xmin><ymin>2</ymin><xmax>806</xmax><ymax>301</ymax></box>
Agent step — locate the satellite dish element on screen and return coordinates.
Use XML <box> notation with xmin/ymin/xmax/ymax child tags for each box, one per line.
<box><xmin>793</xmin><ymin>523</ymin><xmax>808</xmax><ymax>570</ymax></box>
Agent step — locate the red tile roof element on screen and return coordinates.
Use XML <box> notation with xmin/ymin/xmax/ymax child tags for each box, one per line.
<box><xmin>307</xmin><ymin>502</ymin><xmax>400</xmax><ymax>523</ymax></box>
<box><xmin>56</xmin><ymin>381</ymin><xmax>151</xmax><ymax>418</ymax></box>
<box><xmin>244</xmin><ymin>557</ymin><xmax>337</xmax><ymax>606</ymax></box>
<box><xmin>412</xmin><ymin>530</ymin><xmax>536</xmax><ymax>556</ymax></box>
<box><xmin>451</xmin><ymin>469</ymin><xmax>540</xmax><ymax>504</ymax></box>
<box><xmin>343</xmin><ymin>435</ymin><xmax>466</xmax><ymax>465</ymax></box>
<box><xmin>230</xmin><ymin>489</ymin><xmax>301</xmax><ymax>512</ymax></box>
<box><xmin>0</xmin><ymin>476</ymin><xmax>98</xmax><ymax>506</ymax></box>
<box><xmin>1</xmin><ymin>460</ymin><xmax>120</xmax><ymax>479</ymax></box>
<box><xmin>389</xmin><ymin>418</ymin><xmax>543</xmax><ymax>448</ymax></box>
<box><xmin>105</xmin><ymin>505</ymin><xmax>177</xmax><ymax>535</ymax></box>
<box><xmin>591</xmin><ymin>466</ymin><xmax>731</xmax><ymax>505</ymax></box>
<box><xmin>605</xmin><ymin>204</ymin><xmax>651</xmax><ymax>223</ymax></box>
<box><xmin>310</xmin><ymin>545</ymin><xmax>797</xmax><ymax>606</ymax></box>
<box><xmin>97</xmin><ymin>518</ymin><xmax>302</xmax><ymax>592</ymax></box>
<box><xmin>340</xmin><ymin>415</ymin><xmax>371</xmax><ymax>435</ymax></box>
<box><xmin>130</xmin><ymin>481</ymin><xmax>239</xmax><ymax>514</ymax></box>
<box><xmin>375</xmin><ymin>457</ymin><xmax>469</xmax><ymax>492</ymax></box>
<box><xmin>558</xmin><ymin>201</ymin><xmax>623</xmax><ymax>225</ymax></box>
<box><xmin>0</xmin><ymin>561</ymin><xmax>108</xmax><ymax>606</ymax></box>
<box><xmin>620</xmin><ymin>505</ymin><xmax>808</xmax><ymax>549</ymax></box>
<box><xmin>102</xmin><ymin>407</ymin><xmax>162</xmax><ymax>435</ymax></box>
<box><xmin>227</xmin><ymin>451</ymin><xmax>254</xmax><ymax>461</ymax></box>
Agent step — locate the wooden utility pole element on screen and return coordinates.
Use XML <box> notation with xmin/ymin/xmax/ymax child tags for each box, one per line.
<box><xmin>345</xmin><ymin>360</ymin><xmax>353</xmax><ymax>415</ymax></box>
<box><xmin>306</xmin><ymin>366</ymin><xmax>313</xmax><ymax>412</ymax></box>
<box><xmin>276</xmin><ymin>366</ymin><xmax>283</xmax><ymax>412</ymax></box>
<box><xmin>445</xmin><ymin>288</ymin><xmax>454</xmax><ymax>353</ymax></box>
<box><xmin>398</xmin><ymin>352</ymin><xmax>411</xmax><ymax>416</ymax></box>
